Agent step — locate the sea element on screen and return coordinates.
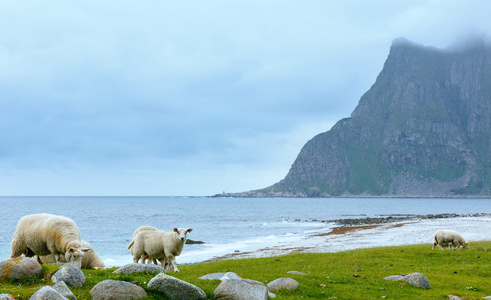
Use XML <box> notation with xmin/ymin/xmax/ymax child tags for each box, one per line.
<box><xmin>1</xmin><ymin>196</ymin><xmax>490</xmax><ymax>267</ymax></box>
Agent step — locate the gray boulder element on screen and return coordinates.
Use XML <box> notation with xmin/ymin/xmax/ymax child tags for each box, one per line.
<box><xmin>113</xmin><ymin>263</ymin><xmax>165</xmax><ymax>275</ymax></box>
<box><xmin>448</xmin><ymin>295</ymin><xmax>461</xmax><ymax>300</ymax></box>
<box><xmin>53</xmin><ymin>280</ymin><xmax>77</xmax><ymax>300</ymax></box>
<box><xmin>147</xmin><ymin>273</ymin><xmax>207</xmax><ymax>300</ymax></box>
<box><xmin>214</xmin><ymin>279</ymin><xmax>268</xmax><ymax>300</ymax></box>
<box><xmin>404</xmin><ymin>272</ymin><xmax>431</xmax><ymax>289</ymax></box>
<box><xmin>266</xmin><ymin>277</ymin><xmax>299</xmax><ymax>291</ymax></box>
<box><xmin>383</xmin><ymin>275</ymin><xmax>405</xmax><ymax>281</ymax></box>
<box><xmin>51</xmin><ymin>264</ymin><xmax>85</xmax><ymax>288</ymax></box>
<box><xmin>0</xmin><ymin>294</ymin><xmax>15</xmax><ymax>300</ymax></box>
<box><xmin>0</xmin><ymin>257</ymin><xmax>42</xmax><ymax>280</ymax></box>
<box><xmin>29</xmin><ymin>286</ymin><xmax>68</xmax><ymax>300</ymax></box>
<box><xmin>287</xmin><ymin>271</ymin><xmax>308</xmax><ymax>276</ymax></box>
<box><xmin>89</xmin><ymin>280</ymin><xmax>147</xmax><ymax>300</ymax></box>
<box><xmin>220</xmin><ymin>272</ymin><xmax>242</xmax><ymax>281</ymax></box>
<box><xmin>198</xmin><ymin>272</ymin><xmax>225</xmax><ymax>280</ymax></box>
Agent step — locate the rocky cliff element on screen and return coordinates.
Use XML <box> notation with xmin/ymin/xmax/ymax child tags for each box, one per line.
<box><xmin>222</xmin><ymin>38</ymin><xmax>491</xmax><ymax>197</ymax></box>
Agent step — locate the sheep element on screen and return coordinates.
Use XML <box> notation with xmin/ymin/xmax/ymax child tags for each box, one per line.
<box><xmin>130</xmin><ymin>227</ymin><xmax>193</xmax><ymax>272</ymax></box>
<box><xmin>128</xmin><ymin>226</ymin><xmax>161</xmax><ymax>264</ymax></box>
<box><xmin>432</xmin><ymin>230</ymin><xmax>468</xmax><ymax>250</ymax></box>
<box><xmin>10</xmin><ymin>213</ymin><xmax>89</xmax><ymax>268</ymax></box>
<box><xmin>37</xmin><ymin>240</ymin><xmax>105</xmax><ymax>270</ymax></box>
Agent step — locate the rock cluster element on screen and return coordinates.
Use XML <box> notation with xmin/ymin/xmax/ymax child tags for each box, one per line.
<box><xmin>384</xmin><ymin>272</ymin><xmax>431</xmax><ymax>289</ymax></box>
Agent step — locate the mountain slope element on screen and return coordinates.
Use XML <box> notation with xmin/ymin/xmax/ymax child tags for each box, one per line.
<box><xmin>224</xmin><ymin>38</ymin><xmax>491</xmax><ymax>197</ymax></box>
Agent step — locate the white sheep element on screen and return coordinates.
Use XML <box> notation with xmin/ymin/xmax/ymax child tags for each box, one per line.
<box><xmin>37</xmin><ymin>240</ymin><xmax>105</xmax><ymax>270</ymax></box>
<box><xmin>128</xmin><ymin>226</ymin><xmax>161</xmax><ymax>264</ymax></box>
<box><xmin>432</xmin><ymin>230</ymin><xmax>468</xmax><ymax>250</ymax></box>
<box><xmin>10</xmin><ymin>213</ymin><xmax>89</xmax><ymax>268</ymax></box>
<box><xmin>129</xmin><ymin>227</ymin><xmax>193</xmax><ymax>272</ymax></box>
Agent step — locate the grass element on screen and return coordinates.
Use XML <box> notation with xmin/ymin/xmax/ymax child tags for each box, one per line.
<box><xmin>1</xmin><ymin>241</ymin><xmax>490</xmax><ymax>299</ymax></box>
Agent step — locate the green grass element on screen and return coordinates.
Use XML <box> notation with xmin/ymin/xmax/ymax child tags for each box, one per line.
<box><xmin>1</xmin><ymin>241</ymin><xmax>490</xmax><ymax>299</ymax></box>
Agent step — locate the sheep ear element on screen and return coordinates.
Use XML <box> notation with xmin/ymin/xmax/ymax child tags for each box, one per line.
<box><xmin>173</xmin><ymin>228</ymin><xmax>178</xmax><ymax>232</ymax></box>
<box><xmin>187</xmin><ymin>229</ymin><xmax>193</xmax><ymax>233</ymax></box>
<box><xmin>82</xmin><ymin>247</ymin><xmax>90</xmax><ymax>252</ymax></box>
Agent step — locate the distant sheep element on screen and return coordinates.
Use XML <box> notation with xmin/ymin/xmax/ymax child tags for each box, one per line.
<box><xmin>37</xmin><ymin>240</ymin><xmax>105</xmax><ymax>269</ymax></box>
<box><xmin>128</xmin><ymin>226</ymin><xmax>160</xmax><ymax>264</ymax></box>
<box><xmin>10</xmin><ymin>213</ymin><xmax>89</xmax><ymax>268</ymax></box>
<box><xmin>129</xmin><ymin>228</ymin><xmax>193</xmax><ymax>272</ymax></box>
<box><xmin>433</xmin><ymin>230</ymin><xmax>468</xmax><ymax>250</ymax></box>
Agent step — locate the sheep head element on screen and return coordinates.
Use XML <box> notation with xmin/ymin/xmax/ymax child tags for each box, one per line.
<box><xmin>65</xmin><ymin>242</ymin><xmax>90</xmax><ymax>268</ymax></box>
<box><xmin>173</xmin><ymin>228</ymin><xmax>193</xmax><ymax>242</ymax></box>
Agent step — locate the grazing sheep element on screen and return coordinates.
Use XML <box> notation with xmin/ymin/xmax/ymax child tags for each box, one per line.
<box><xmin>130</xmin><ymin>228</ymin><xmax>192</xmax><ymax>272</ymax></box>
<box><xmin>37</xmin><ymin>240</ymin><xmax>105</xmax><ymax>269</ymax></box>
<box><xmin>10</xmin><ymin>213</ymin><xmax>89</xmax><ymax>268</ymax></box>
<box><xmin>128</xmin><ymin>226</ymin><xmax>160</xmax><ymax>264</ymax></box>
<box><xmin>433</xmin><ymin>230</ymin><xmax>468</xmax><ymax>250</ymax></box>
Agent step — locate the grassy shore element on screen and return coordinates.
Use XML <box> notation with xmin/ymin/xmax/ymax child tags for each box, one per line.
<box><xmin>1</xmin><ymin>241</ymin><xmax>490</xmax><ymax>299</ymax></box>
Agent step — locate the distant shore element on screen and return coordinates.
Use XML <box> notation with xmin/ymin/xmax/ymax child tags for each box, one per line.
<box><xmin>205</xmin><ymin>213</ymin><xmax>491</xmax><ymax>262</ymax></box>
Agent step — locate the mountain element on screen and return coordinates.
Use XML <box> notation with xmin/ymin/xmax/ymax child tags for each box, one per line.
<box><xmin>221</xmin><ymin>38</ymin><xmax>491</xmax><ymax>198</ymax></box>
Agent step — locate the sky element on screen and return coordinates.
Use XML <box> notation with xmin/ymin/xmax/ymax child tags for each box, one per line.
<box><xmin>1</xmin><ymin>1</ymin><xmax>491</xmax><ymax>196</ymax></box>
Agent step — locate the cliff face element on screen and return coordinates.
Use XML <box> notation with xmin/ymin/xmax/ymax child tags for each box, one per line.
<box><xmin>231</xmin><ymin>38</ymin><xmax>491</xmax><ymax>197</ymax></box>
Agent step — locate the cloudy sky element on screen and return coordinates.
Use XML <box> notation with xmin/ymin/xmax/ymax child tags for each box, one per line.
<box><xmin>1</xmin><ymin>1</ymin><xmax>490</xmax><ymax>196</ymax></box>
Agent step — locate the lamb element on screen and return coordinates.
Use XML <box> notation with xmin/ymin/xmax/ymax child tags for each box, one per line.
<box><xmin>10</xmin><ymin>213</ymin><xmax>89</xmax><ymax>268</ymax></box>
<box><xmin>128</xmin><ymin>226</ymin><xmax>161</xmax><ymax>264</ymax></box>
<box><xmin>37</xmin><ymin>240</ymin><xmax>105</xmax><ymax>269</ymax></box>
<box><xmin>129</xmin><ymin>227</ymin><xmax>193</xmax><ymax>272</ymax></box>
<box><xmin>433</xmin><ymin>230</ymin><xmax>468</xmax><ymax>250</ymax></box>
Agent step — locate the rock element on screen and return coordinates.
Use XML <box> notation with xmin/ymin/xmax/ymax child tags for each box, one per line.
<box><xmin>53</xmin><ymin>280</ymin><xmax>77</xmax><ymax>300</ymax></box>
<box><xmin>0</xmin><ymin>294</ymin><xmax>15</xmax><ymax>300</ymax></box>
<box><xmin>199</xmin><ymin>272</ymin><xmax>225</xmax><ymax>280</ymax></box>
<box><xmin>147</xmin><ymin>273</ymin><xmax>207</xmax><ymax>300</ymax></box>
<box><xmin>448</xmin><ymin>295</ymin><xmax>462</xmax><ymax>300</ymax></box>
<box><xmin>51</xmin><ymin>264</ymin><xmax>85</xmax><ymax>288</ymax></box>
<box><xmin>113</xmin><ymin>263</ymin><xmax>165</xmax><ymax>274</ymax></box>
<box><xmin>220</xmin><ymin>272</ymin><xmax>242</xmax><ymax>280</ymax></box>
<box><xmin>482</xmin><ymin>297</ymin><xmax>491</xmax><ymax>299</ymax></box>
<box><xmin>287</xmin><ymin>271</ymin><xmax>308</xmax><ymax>275</ymax></box>
<box><xmin>404</xmin><ymin>272</ymin><xmax>431</xmax><ymax>289</ymax></box>
<box><xmin>89</xmin><ymin>280</ymin><xmax>147</xmax><ymax>300</ymax></box>
<box><xmin>186</xmin><ymin>239</ymin><xmax>205</xmax><ymax>244</ymax></box>
<box><xmin>0</xmin><ymin>257</ymin><xmax>42</xmax><ymax>280</ymax></box>
<box><xmin>384</xmin><ymin>275</ymin><xmax>405</xmax><ymax>281</ymax></box>
<box><xmin>29</xmin><ymin>286</ymin><xmax>68</xmax><ymax>300</ymax></box>
<box><xmin>214</xmin><ymin>279</ymin><xmax>268</xmax><ymax>300</ymax></box>
<box><xmin>266</xmin><ymin>277</ymin><xmax>299</xmax><ymax>291</ymax></box>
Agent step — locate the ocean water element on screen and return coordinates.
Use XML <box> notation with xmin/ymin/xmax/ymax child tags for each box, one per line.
<box><xmin>1</xmin><ymin>196</ymin><xmax>490</xmax><ymax>267</ymax></box>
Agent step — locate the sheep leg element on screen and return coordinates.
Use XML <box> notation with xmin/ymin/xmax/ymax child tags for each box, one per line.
<box><xmin>167</xmin><ymin>255</ymin><xmax>179</xmax><ymax>273</ymax></box>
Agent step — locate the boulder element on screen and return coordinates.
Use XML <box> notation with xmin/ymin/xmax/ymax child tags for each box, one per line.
<box><xmin>214</xmin><ymin>279</ymin><xmax>268</xmax><ymax>300</ymax></box>
<box><xmin>0</xmin><ymin>294</ymin><xmax>15</xmax><ymax>300</ymax></box>
<box><xmin>383</xmin><ymin>275</ymin><xmax>405</xmax><ymax>281</ymax></box>
<box><xmin>51</xmin><ymin>264</ymin><xmax>85</xmax><ymax>288</ymax></box>
<box><xmin>0</xmin><ymin>257</ymin><xmax>42</xmax><ymax>280</ymax></box>
<box><xmin>220</xmin><ymin>272</ymin><xmax>242</xmax><ymax>281</ymax></box>
<box><xmin>29</xmin><ymin>286</ymin><xmax>68</xmax><ymax>300</ymax></box>
<box><xmin>404</xmin><ymin>272</ymin><xmax>431</xmax><ymax>289</ymax></box>
<box><xmin>53</xmin><ymin>280</ymin><xmax>77</xmax><ymax>300</ymax></box>
<box><xmin>384</xmin><ymin>272</ymin><xmax>431</xmax><ymax>289</ymax></box>
<box><xmin>113</xmin><ymin>263</ymin><xmax>165</xmax><ymax>275</ymax></box>
<box><xmin>147</xmin><ymin>273</ymin><xmax>207</xmax><ymax>300</ymax></box>
<box><xmin>199</xmin><ymin>273</ymin><xmax>225</xmax><ymax>280</ymax></box>
<box><xmin>287</xmin><ymin>271</ymin><xmax>308</xmax><ymax>276</ymax></box>
<box><xmin>447</xmin><ymin>295</ymin><xmax>461</xmax><ymax>300</ymax></box>
<box><xmin>266</xmin><ymin>277</ymin><xmax>299</xmax><ymax>291</ymax></box>
<box><xmin>89</xmin><ymin>280</ymin><xmax>147</xmax><ymax>300</ymax></box>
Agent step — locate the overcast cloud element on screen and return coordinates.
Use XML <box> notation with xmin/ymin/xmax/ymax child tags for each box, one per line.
<box><xmin>1</xmin><ymin>1</ymin><xmax>490</xmax><ymax>196</ymax></box>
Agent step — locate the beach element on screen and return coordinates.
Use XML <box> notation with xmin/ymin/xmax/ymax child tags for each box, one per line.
<box><xmin>208</xmin><ymin>215</ymin><xmax>491</xmax><ymax>261</ymax></box>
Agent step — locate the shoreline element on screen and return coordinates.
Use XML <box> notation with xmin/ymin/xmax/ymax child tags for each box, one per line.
<box><xmin>201</xmin><ymin>214</ymin><xmax>491</xmax><ymax>263</ymax></box>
